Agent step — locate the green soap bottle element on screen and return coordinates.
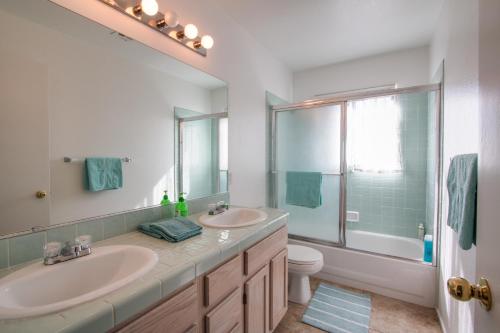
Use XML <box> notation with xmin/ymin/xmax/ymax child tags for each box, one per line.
<box><xmin>160</xmin><ymin>190</ymin><xmax>170</xmax><ymax>206</ymax></box>
<box><xmin>175</xmin><ymin>192</ymin><xmax>189</xmax><ymax>217</ymax></box>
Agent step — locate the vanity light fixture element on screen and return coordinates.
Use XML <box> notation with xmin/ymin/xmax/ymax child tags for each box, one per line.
<box><xmin>99</xmin><ymin>0</ymin><xmax>213</xmax><ymax>56</ymax></box>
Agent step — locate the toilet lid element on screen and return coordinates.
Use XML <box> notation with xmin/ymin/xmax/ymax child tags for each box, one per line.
<box><xmin>287</xmin><ymin>244</ymin><xmax>323</xmax><ymax>264</ymax></box>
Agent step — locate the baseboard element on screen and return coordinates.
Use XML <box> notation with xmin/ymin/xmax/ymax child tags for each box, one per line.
<box><xmin>436</xmin><ymin>308</ymin><xmax>448</xmax><ymax>333</ymax></box>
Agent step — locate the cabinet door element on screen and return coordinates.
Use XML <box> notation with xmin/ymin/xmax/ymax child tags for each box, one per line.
<box><xmin>269</xmin><ymin>249</ymin><xmax>288</xmax><ymax>331</ymax></box>
<box><xmin>244</xmin><ymin>265</ymin><xmax>269</xmax><ymax>333</ymax></box>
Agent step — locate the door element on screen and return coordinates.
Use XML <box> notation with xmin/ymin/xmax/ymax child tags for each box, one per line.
<box><xmin>0</xmin><ymin>51</ymin><xmax>50</xmax><ymax>234</ymax></box>
<box><xmin>475</xmin><ymin>0</ymin><xmax>500</xmax><ymax>330</ymax></box>
<box><xmin>269</xmin><ymin>249</ymin><xmax>287</xmax><ymax>331</ymax></box>
<box><xmin>273</xmin><ymin>103</ymin><xmax>345</xmax><ymax>245</ymax></box>
<box><xmin>244</xmin><ymin>265</ymin><xmax>269</xmax><ymax>333</ymax></box>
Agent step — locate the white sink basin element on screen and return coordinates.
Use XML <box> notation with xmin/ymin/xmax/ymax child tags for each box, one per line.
<box><xmin>0</xmin><ymin>245</ymin><xmax>158</xmax><ymax>319</ymax></box>
<box><xmin>198</xmin><ymin>208</ymin><xmax>268</xmax><ymax>228</ymax></box>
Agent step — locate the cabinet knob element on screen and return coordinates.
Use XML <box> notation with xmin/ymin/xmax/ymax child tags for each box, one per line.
<box><xmin>36</xmin><ymin>191</ymin><xmax>47</xmax><ymax>199</ymax></box>
<box><xmin>447</xmin><ymin>276</ymin><xmax>492</xmax><ymax>311</ymax></box>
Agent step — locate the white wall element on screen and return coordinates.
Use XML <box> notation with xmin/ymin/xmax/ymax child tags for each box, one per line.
<box><xmin>50</xmin><ymin>0</ymin><xmax>293</xmax><ymax>208</ymax></box>
<box><xmin>293</xmin><ymin>46</ymin><xmax>429</xmax><ymax>102</ymax></box>
<box><xmin>430</xmin><ymin>0</ymin><xmax>479</xmax><ymax>332</ymax></box>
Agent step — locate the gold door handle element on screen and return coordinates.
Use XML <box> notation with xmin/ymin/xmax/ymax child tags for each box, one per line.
<box><xmin>35</xmin><ymin>191</ymin><xmax>47</xmax><ymax>199</ymax></box>
<box><xmin>447</xmin><ymin>276</ymin><xmax>492</xmax><ymax>311</ymax></box>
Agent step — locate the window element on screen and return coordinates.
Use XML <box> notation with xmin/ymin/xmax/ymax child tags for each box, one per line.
<box><xmin>347</xmin><ymin>96</ymin><xmax>402</xmax><ymax>173</ymax></box>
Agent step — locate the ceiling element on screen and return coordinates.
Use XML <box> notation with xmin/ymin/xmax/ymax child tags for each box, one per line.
<box><xmin>210</xmin><ymin>0</ymin><xmax>444</xmax><ymax>71</ymax></box>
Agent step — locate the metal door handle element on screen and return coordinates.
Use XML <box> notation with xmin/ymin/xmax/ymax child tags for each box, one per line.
<box><xmin>447</xmin><ymin>276</ymin><xmax>492</xmax><ymax>311</ymax></box>
<box><xmin>35</xmin><ymin>191</ymin><xmax>47</xmax><ymax>199</ymax></box>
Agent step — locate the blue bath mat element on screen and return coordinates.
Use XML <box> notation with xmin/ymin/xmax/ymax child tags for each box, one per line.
<box><xmin>302</xmin><ymin>283</ymin><xmax>371</xmax><ymax>333</ymax></box>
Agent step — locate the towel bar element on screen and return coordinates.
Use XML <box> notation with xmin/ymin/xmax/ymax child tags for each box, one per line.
<box><xmin>63</xmin><ymin>157</ymin><xmax>132</xmax><ymax>163</ymax></box>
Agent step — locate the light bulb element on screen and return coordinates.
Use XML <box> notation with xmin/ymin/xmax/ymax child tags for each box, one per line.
<box><xmin>201</xmin><ymin>35</ymin><xmax>214</xmax><ymax>49</ymax></box>
<box><xmin>141</xmin><ymin>0</ymin><xmax>158</xmax><ymax>16</ymax></box>
<box><xmin>184</xmin><ymin>24</ymin><xmax>198</xmax><ymax>39</ymax></box>
<box><xmin>164</xmin><ymin>10</ymin><xmax>179</xmax><ymax>27</ymax></box>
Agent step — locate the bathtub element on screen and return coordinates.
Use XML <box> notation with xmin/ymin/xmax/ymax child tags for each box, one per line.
<box><xmin>346</xmin><ymin>230</ymin><xmax>424</xmax><ymax>261</ymax></box>
<box><xmin>289</xmin><ymin>230</ymin><xmax>437</xmax><ymax>307</ymax></box>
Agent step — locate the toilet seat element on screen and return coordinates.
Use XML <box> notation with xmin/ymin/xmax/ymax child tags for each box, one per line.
<box><xmin>287</xmin><ymin>244</ymin><xmax>323</xmax><ymax>265</ymax></box>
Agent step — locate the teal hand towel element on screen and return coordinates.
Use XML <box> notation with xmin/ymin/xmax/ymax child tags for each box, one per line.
<box><xmin>85</xmin><ymin>157</ymin><xmax>123</xmax><ymax>192</ymax></box>
<box><xmin>447</xmin><ymin>154</ymin><xmax>478</xmax><ymax>250</ymax></box>
<box><xmin>138</xmin><ymin>217</ymin><xmax>202</xmax><ymax>243</ymax></box>
<box><xmin>286</xmin><ymin>171</ymin><xmax>322</xmax><ymax>208</ymax></box>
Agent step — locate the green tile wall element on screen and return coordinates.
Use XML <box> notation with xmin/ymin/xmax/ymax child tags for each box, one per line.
<box><xmin>346</xmin><ymin>92</ymin><xmax>430</xmax><ymax>238</ymax></box>
<box><xmin>0</xmin><ymin>192</ymin><xmax>229</xmax><ymax>270</ymax></box>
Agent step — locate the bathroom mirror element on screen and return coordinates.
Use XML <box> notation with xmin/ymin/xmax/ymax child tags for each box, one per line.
<box><xmin>0</xmin><ymin>0</ymin><xmax>228</xmax><ymax>236</ymax></box>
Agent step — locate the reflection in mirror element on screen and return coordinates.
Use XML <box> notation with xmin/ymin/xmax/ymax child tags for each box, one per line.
<box><xmin>174</xmin><ymin>108</ymin><xmax>229</xmax><ymax>200</ymax></box>
<box><xmin>0</xmin><ymin>0</ymin><xmax>227</xmax><ymax>236</ymax></box>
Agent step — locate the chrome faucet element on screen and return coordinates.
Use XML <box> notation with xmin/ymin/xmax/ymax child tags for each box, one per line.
<box><xmin>208</xmin><ymin>201</ymin><xmax>229</xmax><ymax>215</ymax></box>
<box><xmin>43</xmin><ymin>235</ymin><xmax>92</xmax><ymax>265</ymax></box>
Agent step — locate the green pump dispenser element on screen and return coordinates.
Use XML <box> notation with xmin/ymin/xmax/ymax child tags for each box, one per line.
<box><xmin>160</xmin><ymin>190</ymin><xmax>170</xmax><ymax>206</ymax></box>
<box><xmin>175</xmin><ymin>192</ymin><xmax>189</xmax><ymax>217</ymax></box>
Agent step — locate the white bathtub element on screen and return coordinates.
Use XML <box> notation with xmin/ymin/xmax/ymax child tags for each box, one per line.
<box><xmin>346</xmin><ymin>230</ymin><xmax>424</xmax><ymax>261</ymax></box>
<box><xmin>289</xmin><ymin>230</ymin><xmax>437</xmax><ymax>307</ymax></box>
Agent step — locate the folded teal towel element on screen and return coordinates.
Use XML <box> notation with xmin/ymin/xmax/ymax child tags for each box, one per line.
<box><xmin>85</xmin><ymin>157</ymin><xmax>123</xmax><ymax>192</ymax></box>
<box><xmin>138</xmin><ymin>217</ymin><xmax>202</xmax><ymax>242</ymax></box>
<box><xmin>447</xmin><ymin>154</ymin><xmax>477</xmax><ymax>250</ymax></box>
<box><xmin>286</xmin><ymin>171</ymin><xmax>322</xmax><ymax>208</ymax></box>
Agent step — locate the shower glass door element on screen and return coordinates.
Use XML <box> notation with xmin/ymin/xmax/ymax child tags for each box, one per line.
<box><xmin>274</xmin><ymin>103</ymin><xmax>344</xmax><ymax>244</ymax></box>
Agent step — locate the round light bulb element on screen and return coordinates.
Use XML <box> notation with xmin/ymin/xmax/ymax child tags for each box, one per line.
<box><xmin>141</xmin><ymin>0</ymin><xmax>159</xmax><ymax>16</ymax></box>
<box><xmin>184</xmin><ymin>24</ymin><xmax>198</xmax><ymax>39</ymax></box>
<box><xmin>201</xmin><ymin>35</ymin><xmax>214</xmax><ymax>49</ymax></box>
<box><xmin>164</xmin><ymin>10</ymin><xmax>179</xmax><ymax>27</ymax></box>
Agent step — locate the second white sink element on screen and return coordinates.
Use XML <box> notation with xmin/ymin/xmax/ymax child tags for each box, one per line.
<box><xmin>198</xmin><ymin>208</ymin><xmax>267</xmax><ymax>228</ymax></box>
<box><xmin>0</xmin><ymin>245</ymin><xmax>158</xmax><ymax>319</ymax></box>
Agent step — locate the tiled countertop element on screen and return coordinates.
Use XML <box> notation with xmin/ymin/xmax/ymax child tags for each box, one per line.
<box><xmin>0</xmin><ymin>207</ymin><xmax>288</xmax><ymax>333</ymax></box>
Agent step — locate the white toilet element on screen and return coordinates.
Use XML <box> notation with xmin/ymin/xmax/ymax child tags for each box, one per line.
<box><xmin>287</xmin><ymin>244</ymin><xmax>324</xmax><ymax>304</ymax></box>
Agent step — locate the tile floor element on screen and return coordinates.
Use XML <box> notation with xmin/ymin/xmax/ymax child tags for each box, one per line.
<box><xmin>275</xmin><ymin>277</ymin><xmax>442</xmax><ymax>333</ymax></box>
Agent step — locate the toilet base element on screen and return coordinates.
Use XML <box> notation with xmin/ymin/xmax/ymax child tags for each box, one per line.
<box><xmin>288</xmin><ymin>273</ymin><xmax>311</xmax><ymax>304</ymax></box>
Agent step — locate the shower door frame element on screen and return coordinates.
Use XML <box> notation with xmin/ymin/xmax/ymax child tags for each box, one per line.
<box><xmin>177</xmin><ymin>112</ymin><xmax>228</xmax><ymax>199</ymax></box>
<box><xmin>271</xmin><ymin>101</ymin><xmax>348</xmax><ymax>247</ymax></box>
<box><xmin>271</xmin><ymin>83</ymin><xmax>442</xmax><ymax>266</ymax></box>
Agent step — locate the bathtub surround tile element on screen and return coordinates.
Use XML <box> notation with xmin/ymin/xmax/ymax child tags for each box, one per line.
<box><xmin>47</xmin><ymin>224</ymin><xmax>77</xmax><ymax>244</ymax></box>
<box><xmin>8</xmin><ymin>232</ymin><xmax>45</xmax><ymax>266</ymax></box>
<box><xmin>345</xmin><ymin>92</ymin><xmax>435</xmax><ymax>241</ymax></box>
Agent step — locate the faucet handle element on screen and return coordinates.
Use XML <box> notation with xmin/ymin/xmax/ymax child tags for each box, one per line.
<box><xmin>75</xmin><ymin>235</ymin><xmax>92</xmax><ymax>250</ymax></box>
<box><xmin>217</xmin><ymin>201</ymin><xmax>228</xmax><ymax>209</ymax></box>
<box><xmin>44</xmin><ymin>242</ymin><xmax>61</xmax><ymax>258</ymax></box>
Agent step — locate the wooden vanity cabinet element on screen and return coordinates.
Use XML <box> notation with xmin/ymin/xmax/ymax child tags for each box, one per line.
<box><xmin>201</xmin><ymin>226</ymin><xmax>288</xmax><ymax>333</ymax></box>
<box><xmin>115</xmin><ymin>283</ymin><xmax>198</xmax><ymax>333</ymax></box>
<box><xmin>113</xmin><ymin>226</ymin><xmax>288</xmax><ymax>333</ymax></box>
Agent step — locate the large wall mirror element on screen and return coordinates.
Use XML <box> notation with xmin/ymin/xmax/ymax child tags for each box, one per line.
<box><xmin>0</xmin><ymin>0</ymin><xmax>228</xmax><ymax>236</ymax></box>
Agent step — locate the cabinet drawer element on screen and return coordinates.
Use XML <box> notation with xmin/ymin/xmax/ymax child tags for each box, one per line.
<box><xmin>117</xmin><ymin>283</ymin><xmax>197</xmax><ymax>333</ymax></box>
<box><xmin>205</xmin><ymin>288</ymin><xmax>243</xmax><ymax>333</ymax></box>
<box><xmin>244</xmin><ymin>227</ymin><xmax>287</xmax><ymax>276</ymax></box>
<box><xmin>204</xmin><ymin>254</ymin><xmax>243</xmax><ymax>307</ymax></box>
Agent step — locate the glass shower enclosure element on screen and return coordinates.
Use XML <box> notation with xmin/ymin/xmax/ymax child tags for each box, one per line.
<box><xmin>271</xmin><ymin>85</ymin><xmax>441</xmax><ymax>264</ymax></box>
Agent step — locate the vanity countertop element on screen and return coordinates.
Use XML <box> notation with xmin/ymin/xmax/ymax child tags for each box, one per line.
<box><xmin>0</xmin><ymin>207</ymin><xmax>288</xmax><ymax>333</ymax></box>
